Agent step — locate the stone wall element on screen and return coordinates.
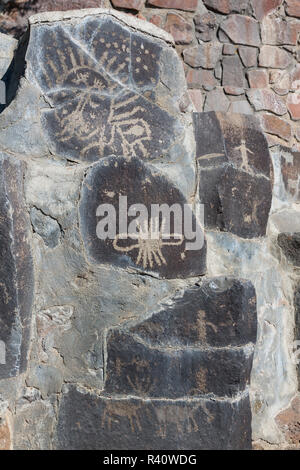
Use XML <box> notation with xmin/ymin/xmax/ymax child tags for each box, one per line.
<box><xmin>1</xmin><ymin>0</ymin><xmax>300</xmax><ymax>151</ymax></box>
<box><xmin>0</xmin><ymin>3</ymin><xmax>299</xmax><ymax>451</ymax></box>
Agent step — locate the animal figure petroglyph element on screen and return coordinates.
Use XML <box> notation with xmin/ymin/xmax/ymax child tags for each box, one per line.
<box><xmin>101</xmin><ymin>401</ymin><xmax>148</xmax><ymax>433</ymax></box>
<box><xmin>113</xmin><ymin>217</ymin><xmax>184</xmax><ymax>269</ymax></box>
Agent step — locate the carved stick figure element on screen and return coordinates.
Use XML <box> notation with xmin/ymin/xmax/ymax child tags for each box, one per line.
<box><xmin>234</xmin><ymin>139</ymin><xmax>254</xmax><ymax>172</ymax></box>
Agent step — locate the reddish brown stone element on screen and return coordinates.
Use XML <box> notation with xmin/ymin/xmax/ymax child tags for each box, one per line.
<box><xmin>111</xmin><ymin>0</ymin><xmax>144</xmax><ymax>9</ymax></box>
<box><xmin>164</xmin><ymin>13</ymin><xmax>194</xmax><ymax>45</ymax></box>
<box><xmin>259</xmin><ymin>46</ymin><xmax>292</xmax><ymax>69</ymax></box>
<box><xmin>247</xmin><ymin>89</ymin><xmax>287</xmax><ymax>115</ymax></box>
<box><xmin>183</xmin><ymin>43</ymin><xmax>222</xmax><ymax>69</ymax></box>
<box><xmin>204</xmin><ymin>89</ymin><xmax>230</xmax><ymax>112</ymax></box>
<box><xmin>222</xmin><ymin>56</ymin><xmax>245</xmax><ymax>88</ymax></box>
<box><xmin>186</xmin><ymin>69</ymin><xmax>218</xmax><ymax>89</ymax></box>
<box><xmin>203</xmin><ymin>0</ymin><xmax>248</xmax><ymax>14</ymax></box>
<box><xmin>286</xmin><ymin>0</ymin><xmax>300</xmax><ymax>18</ymax></box>
<box><xmin>287</xmin><ymin>64</ymin><xmax>300</xmax><ymax>119</ymax></box>
<box><xmin>220</xmin><ymin>15</ymin><xmax>261</xmax><ymax>47</ymax></box>
<box><xmin>291</xmin><ymin>64</ymin><xmax>300</xmax><ymax>90</ymax></box>
<box><xmin>270</xmin><ymin>70</ymin><xmax>291</xmax><ymax>95</ymax></box>
<box><xmin>261</xmin><ymin>15</ymin><xmax>300</xmax><ymax>45</ymax></box>
<box><xmin>194</xmin><ymin>11</ymin><xmax>217</xmax><ymax>42</ymax></box>
<box><xmin>287</xmin><ymin>91</ymin><xmax>300</xmax><ymax>120</ymax></box>
<box><xmin>149</xmin><ymin>14</ymin><xmax>163</xmax><ymax>28</ymax></box>
<box><xmin>148</xmin><ymin>0</ymin><xmax>198</xmax><ymax>10</ymax></box>
<box><xmin>251</xmin><ymin>0</ymin><xmax>283</xmax><ymax>21</ymax></box>
<box><xmin>238</xmin><ymin>46</ymin><xmax>258</xmax><ymax>67</ymax></box>
<box><xmin>188</xmin><ymin>89</ymin><xmax>203</xmax><ymax>111</ymax></box>
<box><xmin>224</xmin><ymin>87</ymin><xmax>244</xmax><ymax>96</ymax></box>
<box><xmin>275</xmin><ymin>396</ymin><xmax>300</xmax><ymax>447</ymax></box>
<box><xmin>260</xmin><ymin>113</ymin><xmax>292</xmax><ymax>141</ymax></box>
<box><xmin>247</xmin><ymin>69</ymin><xmax>269</xmax><ymax>89</ymax></box>
<box><xmin>0</xmin><ymin>0</ymin><xmax>110</xmax><ymax>38</ymax></box>
<box><xmin>0</xmin><ymin>417</ymin><xmax>11</xmax><ymax>450</ymax></box>
<box><xmin>223</xmin><ymin>44</ymin><xmax>237</xmax><ymax>55</ymax></box>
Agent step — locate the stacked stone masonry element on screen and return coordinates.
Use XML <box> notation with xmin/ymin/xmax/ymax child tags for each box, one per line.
<box><xmin>0</xmin><ymin>3</ymin><xmax>299</xmax><ymax>451</ymax></box>
<box><xmin>1</xmin><ymin>0</ymin><xmax>300</xmax><ymax>150</ymax></box>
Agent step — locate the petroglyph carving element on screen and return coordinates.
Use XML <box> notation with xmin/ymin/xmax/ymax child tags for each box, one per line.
<box><xmin>101</xmin><ymin>401</ymin><xmax>146</xmax><ymax>433</ymax></box>
<box><xmin>113</xmin><ymin>217</ymin><xmax>184</xmax><ymax>269</ymax></box>
<box><xmin>234</xmin><ymin>139</ymin><xmax>254</xmax><ymax>173</ymax></box>
<box><xmin>28</xmin><ymin>17</ymin><xmax>180</xmax><ymax>162</ymax></box>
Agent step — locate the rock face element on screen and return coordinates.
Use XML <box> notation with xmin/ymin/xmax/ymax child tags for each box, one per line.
<box><xmin>57</xmin><ymin>389</ymin><xmax>252</xmax><ymax>450</ymax></box>
<box><xmin>295</xmin><ymin>289</ymin><xmax>300</xmax><ymax>387</ymax></box>
<box><xmin>57</xmin><ymin>277</ymin><xmax>256</xmax><ymax>450</ymax></box>
<box><xmin>0</xmin><ymin>6</ymin><xmax>298</xmax><ymax>451</ymax></box>
<box><xmin>26</xmin><ymin>14</ymin><xmax>184</xmax><ymax>164</ymax></box>
<box><xmin>194</xmin><ymin>112</ymin><xmax>273</xmax><ymax>238</ymax></box>
<box><xmin>80</xmin><ymin>156</ymin><xmax>206</xmax><ymax>279</ymax></box>
<box><xmin>0</xmin><ymin>154</ymin><xmax>33</xmax><ymax>380</ymax></box>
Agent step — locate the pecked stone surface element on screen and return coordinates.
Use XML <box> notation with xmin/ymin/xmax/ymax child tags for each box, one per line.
<box><xmin>57</xmin><ymin>386</ymin><xmax>252</xmax><ymax>450</ymax></box>
<box><xmin>0</xmin><ymin>154</ymin><xmax>33</xmax><ymax>379</ymax></box>
<box><xmin>295</xmin><ymin>288</ymin><xmax>300</xmax><ymax>387</ymax></box>
<box><xmin>105</xmin><ymin>329</ymin><xmax>254</xmax><ymax>398</ymax></box>
<box><xmin>0</xmin><ymin>6</ymin><xmax>295</xmax><ymax>450</ymax></box>
<box><xmin>130</xmin><ymin>278</ymin><xmax>257</xmax><ymax>348</ymax></box>
<box><xmin>55</xmin><ymin>276</ymin><xmax>256</xmax><ymax>449</ymax></box>
<box><xmin>80</xmin><ymin>156</ymin><xmax>206</xmax><ymax>279</ymax></box>
<box><xmin>25</xmin><ymin>11</ymin><xmax>186</xmax><ymax>165</ymax></box>
<box><xmin>194</xmin><ymin>112</ymin><xmax>273</xmax><ymax>238</ymax></box>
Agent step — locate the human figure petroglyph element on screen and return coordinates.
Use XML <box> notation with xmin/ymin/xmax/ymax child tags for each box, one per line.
<box><xmin>113</xmin><ymin>217</ymin><xmax>184</xmax><ymax>269</ymax></box>
<box><xmin>234</xmin><ymin>139</ymin><xmax>254</xmax><ymax>173</ymax></box>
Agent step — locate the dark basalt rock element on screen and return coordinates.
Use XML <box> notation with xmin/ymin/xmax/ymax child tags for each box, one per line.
<box><xmin>130</xmin><ymin>278</ymin><xmax>257</xmax><ymax>348</ymax></box>
<box><xmin>278</xmin><ymin>147</ymin><xmax>300</xmax><ymax>202</ymax></box>
<box><xmin>193</xmin><ymin>112</ymin><xmax>273</xmax><ymax>238</ymax></box>
<box><xmin>79</xmin><ymin>156</ymin><xmax>206</xmax><ymax>279</ymax></box>
<box><xmin>57</xmin><ymin>386</ymin><xmax>252</xmax><ymax>450</ymax></box>
<box><xmin>0</xmin><ymin>155</ymin><xmax>34</xmax><ymax>379</ymax></box>
<box><xmin>277</xmin><ymin>232</ymin><xmax>300</xmax><ymax>267</ymax></box>
<box><xmin>105</xmin><ymin>329</ymin><xmax>253</xmax><ymax>398</ymax></box>
<box><xmin>218</xmin><ymin>166</ymin><xmax>273</xmax><ymax>239</ymax></box>
<box><xmin>294</xmin><ymin>287</ymin><xmax>300</xmax><ymax>388</ymax></box>
<box><xmin>26</xmin><ymin>16</ymin><xmax>182</xmax><ymax>163</ymax></box>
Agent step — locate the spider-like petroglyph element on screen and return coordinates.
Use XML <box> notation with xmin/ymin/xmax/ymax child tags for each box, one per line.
<box><xmin>113</xmin><ymin>217</ymin><xmax>184</xmax><ymax>269</ymax></box>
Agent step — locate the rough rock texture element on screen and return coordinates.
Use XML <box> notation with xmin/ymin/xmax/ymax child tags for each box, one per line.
<box><xmin>0</xmin><ymin>5</ymin><xmax>299</xmax><ymax>451</ymax></box>
<box><xmin>275</xmin><ymin>395</ymin><xmax>300</xmax><ymax>447</ymax></box>
<box><xmin>194</xmin><ymin>112</ymin><xmax>273</xmax><ymax>238</ymax></box>
<box><xmin>57</xmin><ymin>388</ymin><xmax>252</xmax><ymax>450</ymax></box>
<box><xmin>57</xmin><ymin>277</ymin><xmax>256</xmax><ymax>449</ymax></box>
<box><xmin>1</xmin><ymin>0</ymin><xmax>300</xmax><ymax>149</ymax></box>
<box><xmin>80</xmin><ymin>156</ymin><xmax>206</xmax><ymax>279</ymax></box>
<box><xmin>0</xmin><ymin>155</ymin><xmax>33</xmax><ymax>380</ymax></box>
